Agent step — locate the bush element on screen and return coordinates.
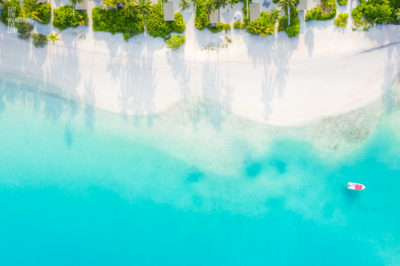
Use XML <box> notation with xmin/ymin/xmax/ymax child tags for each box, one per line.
<box><xmin>362</xmin><ymin>0</ymin><xmax>395</xmax><ymax>23</ymax></box>
<box><xmin>334</xmin><ymin>13</ymin><xmax>348</xmax><ymax>27</ymax></box>
<box><xmin>195</xmin><ymin>0</ymin><xmax>209</xmax><ymax>30</ymax></box>
<box><xmin>1</xmin><ymin>0</ymin><xmax>21</xmax><ymax>26</ymax></box>
<box><xmin>92</xmin><ymin>6</ymin><xmax>144</xmax><ymax>40</ymax></box>
<box><xmin>165</xmin><ymin>34</ymin><xmax>185</xmax><ymax>50</ymax></box>
<box><xmin>146</xmin><ymin>5</ymin><xmax>185</xmax><ymax>38</ymax></box>
<box><xmin>16</xmin><ymin>21</ymin><xmax>33</xmax><ymax>39</ymax></box>
<box><xmin>278</xmin><ymin>7</ymin><xmax>300</xmax><ymax>37</ymax></box>
<box><xmin>172</xmin><ymin>13</ymin><xmax>185</xmax><ymax>33</ymax></box>
<box><xmin>35</xmin><ymin>3</ymin><xmax>51</xmax><ymax>24</ymax></box>
<box><xmin>305</xmin><ymin>0</ymin><xmax>336</xmax><ymax>21</ymax></box>
<box><xmin>32</xmin><ymin>33</ymin><xmax>48</xmax><ymax>47</ymax></box>
<box><xmin>337</xmin><ymin>0</ymin><xmax>347</xmax><ymax>5</ymax></box>
<box><xmin>52</xmin><ymin>5</ymin><xmax>88</xmax><ymax>30</ymax></box>
<box><xmin>286</xmin><ymin>17</ymin><xmax>300</xmax><ymax>37</ymax></box>
<box><xmin>246</xmin><ymin>9</ymin><xmax>280</xmax><ymax>36</ymax></box>
<box><xmin>350</xmin><ymin>0</ymin><xmax>398</xmax><ymax>30</ymax></box>
<box><xmin>233</xmin><ymin>21</ymin><xmax>245</xmax><ymax>29</ymax></box>
<box><xmin>351</xmin><ymin>4</ymin><xmax>370</xmax><ymax>30</ymax></box>
<box><xmin>22</xmin><ymin>0</ymin><xmax>51</xmax><ymax>24</ymax></box>
<box><xmin>209</xmin><ymin>22</ymin><xmax>231</xmax><ymax>33</ymax></box>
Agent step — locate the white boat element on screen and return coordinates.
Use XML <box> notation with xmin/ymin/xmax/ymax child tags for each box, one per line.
<box><xmin>347</xmin><ymin>182</ymin><xmax>365</xmax><ymax>191</ymax></box>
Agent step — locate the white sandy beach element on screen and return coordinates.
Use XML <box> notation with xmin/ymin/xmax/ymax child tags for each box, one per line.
<box><xmin>1</xmin><ymin>0</ymin><xmax>400</xmax><ymax>126</ymax></box>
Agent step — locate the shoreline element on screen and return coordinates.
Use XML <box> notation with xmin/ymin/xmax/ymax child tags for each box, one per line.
<box><xmin>1</xmin><ymin>3</ymin><xmax>400</xmax><ymax>126</ymax></box>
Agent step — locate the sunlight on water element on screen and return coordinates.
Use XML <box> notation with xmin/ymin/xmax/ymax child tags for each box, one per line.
<box><xmin>0</xmin><ymin>73</ymin><xmax>400</xmax><ymax>265</ymax></box>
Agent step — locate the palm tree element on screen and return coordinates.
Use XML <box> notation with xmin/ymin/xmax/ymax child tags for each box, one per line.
<box><xmin>136</xmin><ymin>0</ymin><xmax>151</xmax><ymax>16</ymax></box>
<box><xmin>179</xmin><ymin>0</ymin><xmax>190</xmax><ymax>10</ymax></box>
<box><xmin>135</xmin><ymin>0</ymin><xmax>151</xmax><ymax>27</ymax></box>
<box><xmin>70</xmin><ymin>0</ymin><xmax>84</xmax><ymax>15</ymax></box>
<box><xmin>207</xmin><ymin>0</ymin><xmax>228</xmax><ymax>11</ymax></box>
<box><xmin>48</xmin><ymin>33</ymin><xmax>61</xmax><ymax>45</ymax></box>
<box><xmin>122</xmin><ymin>0</ymin><xmax>138</xmax><ymax>17</ymax></box>
<box><xmin>22</xmin><ymin>0</ymin><xmax>43</xmax><ymax>22</ymax></box>
<box><xmin>102</xmin><ymin>0</ymin><xmax>117</xmax><ymax>10</ymax></box>
<box><xmin>278</xmin><ymin>0</ymin><xmax>296</xmax><ymax>24</ymax></box>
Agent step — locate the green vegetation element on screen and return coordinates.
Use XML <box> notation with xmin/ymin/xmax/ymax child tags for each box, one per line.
<box><xmin>146</xmin><ymin>4</ymin><xmax>185</xmax><ymax>38</ymax></box>
<box><xmin>351</xmin><ymin>4</ymin><xmax>369</xmax><ymax>30</ymax></box>
<box><xmin>334</xmin><ymin>12</ymin><xmax>348</xmax><ymax>27</ymax></box>
<box><xmin>246</xmin><ymin>9</ymin><xmax>280</xmax><ymax>37</ymax></box>
<box><xmin>22</xmin><ymin>0</ymin><xmax>51</xmax><ymax>24</ymax></box>
<box><xmin>53</xmin><ymin>5</ymin><xmax>88</xmax><ymax>30</ymax></box>
<box><xmin>194</xmin><ymin>0</ymin><xmax>233</xmax><ymax>32</ymax></box>
<box><xmin>233</xmin><ymin>21</ymin><xmax>245</xmax><ymax>29</ymax></box>
<box><xmin>35</xmin><ymin>3</ymin><xmax>51</xmax><ymax>24</ymax></box>
<box><xmin>165</xmin><ymin>34</ymin><xmax>185</xmax><ymax>49</ymax></box>
<box><xmin>305</xmin><ymin>0</ymin><xmax>336</xmax><ymax>21</ymax></box>
<box><xmin>278</xmin><ymin>8</ymin><xmax>301</xmax><ymax>37</ymax></box>
<box><xmin>241</xmin><ymin>0</ymin><xmax>250</xmax><ymax>23</ymax></box>
<box><xmin>277</xmin><ymin>0</ymin><xmax>300</xmax><ymax>37</ymax></box>
<box><xmin>16</xmin><ymin>21</ymin><xmax>33</xmax><ymax>39</ymax></box>
<box><xmin>195</xmin><ymin>0</ymin><xmax>210</xmax><ymax>30</ymax></box>
<box><xmin>1</xmin><ymin>0</ymin><xmax>21</xmax><ymax>26</ymax></box>
<box><xmin>179</xmin><ymin>0</ymin><xmax>191</xmax><ymax>10</ymax></box>
<box><xmin>209</xmin><ymin>22</ymin><xmax>231</xmax><ymax>32</ymax></box>
<box><xmin>351</xmin><ymin>0</ymin><xmax>400</xmax><ymax>29</ymax></box>
<box><xmin>32</xmin><ymin>32</ymin><xmax>48</xmax><ymax>47</ymax></box>
<box><xmin>337</xmin><ymin>0</ymin><xmax>347</xmax><ymax>6</ymax></box>
<box><xmin>48</xmin><ymin>32</ymin><xmax>61</xmax><ymax>44</ymax></box>
<box><xmin>70</xmin><ymin>0</ymin><xmax>84</xmax><ymax>12</ymax></box>
<box><xmin>102</xmin><ymin>0</ymin><xmax>117</xmax><ymax>10</ymax></box>
<box><xmin>92</xmin><ymin>6</ymin><xmax>144</xmax><ymax>41</ymax></box>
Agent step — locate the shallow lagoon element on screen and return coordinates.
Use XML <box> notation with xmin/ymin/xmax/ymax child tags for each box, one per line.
<box><xmin>0</xmin><ymin>74</ymin><xmax>400</xmax><ymax>265</ymax></box>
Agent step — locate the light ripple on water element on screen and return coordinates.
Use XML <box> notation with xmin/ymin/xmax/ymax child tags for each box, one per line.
<box><xmin>0</xmin><ymin>73</ymin><xmax>400</xmax><ymax>265</ymax></box>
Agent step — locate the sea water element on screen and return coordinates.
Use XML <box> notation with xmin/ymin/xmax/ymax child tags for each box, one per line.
<box><xmin>0</xmin><ymin>74</ymin><xmax>399</xmax><ymax>266</ymax></box>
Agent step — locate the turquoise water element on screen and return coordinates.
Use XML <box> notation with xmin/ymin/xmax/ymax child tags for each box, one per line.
<box><xmin>0</xmin><ymin>75</ymin><xmax>400</xmax><ymax>265</ymax></box>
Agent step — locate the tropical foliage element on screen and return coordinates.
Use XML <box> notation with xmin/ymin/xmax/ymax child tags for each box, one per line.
<box><xmin>48</xmin><ymin>32</ymin><xmax>61</xmax><ymax>44</ymax></box>
<box><xmin>233</xmin><ymin>21</ymin><xmax>245</xmax><ymax>29</ymax></box>
<box><xmin>165</xmin><ymin>34</ymin><xmax>185</xmax><ymax>49</ymax></box>
<box><xmin>334</xmin><ymin>12</ymin><xmax>348</xmax><ymax>27</ymax></box>
<box><xmin>32</xmin><ymin>33</ymin><xmax>48</xmax><ymax>47</ymax></box>
<box><xmin>195</xmin><ymin>0</ymin><xmax>210</xmax><ymax>30</ymax></box>
<box><xmin>337</xmin><ymin>0</ymin><xmax>347</xmax><ymax>6</ymax></box>
<box><xmin>70</xmin><ymin>0</ymin><xmax>84</xmax><ymax>11</ymax></box>
<box><xmin>92</xmin><ymin>6</ymin><xmax>144</xmax><ymax>40</ymax></box>
<box><xmin>16</xmin><ymin>21</ymin><xmax>33</xmax><ymax>39</ymax></box>
<box><xmin>35</xmin><ymin>3</ymin><xmax>51</xmax><ymax>24</ymax></box>
<box><xmin>305</xmin><ymin>0</ymin><xmax>336</xmax><ymax>21</ymax></box>
<box><xmin>278</xmin><ymin>0</ymin><xmax>296</xmax><ymax>19</ymax></box>
<box><xmin>246</xmin><ymin>9</ymin><xmax>280</xmax><ymax>36</ymax></box>
<box><xmin>179</xmin><ymin>0</ymin><xmax>191</xmax><ymax>10</ymax></box>
<box><xmin>145</xmin><ymin>3</ymin><xmax>185</xmax><ymax>38</ymax></box>
<box><xmin>278</xmin><ymin>7</ymin><xmax>301</xmax><ymax>37</ymax></box>
<box><xmin>102</xmin><ymin>0</ymin><xmax>118</xmax><ymax>10</ymax></box>
<box><xmin>22</xmin><ymin>0</ymin><xmax>51</xmax><ymax>24</ymax></box>
<box><xmin>1</xmin><ymin>0</ymin><xmax>21</xmax><ymax>26</ymax></box>
<box><xmin>209</xmin><ymin>22</ymin><xmax>231</xmax><ymax>32</ymax></box>
<box><xmin>351</xmin><ymin>0</ymin><xmax>400</xmax><ymax>28</ymax></box>
<box><xmin>53</xmin><ymin>5</ymin><xmax>88</xmax><ymax>30</ymax></box>
<box><xmin>135</xmin><ymin>0</ymin><xmax>151</xmax><ymax>20</ymax></box>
